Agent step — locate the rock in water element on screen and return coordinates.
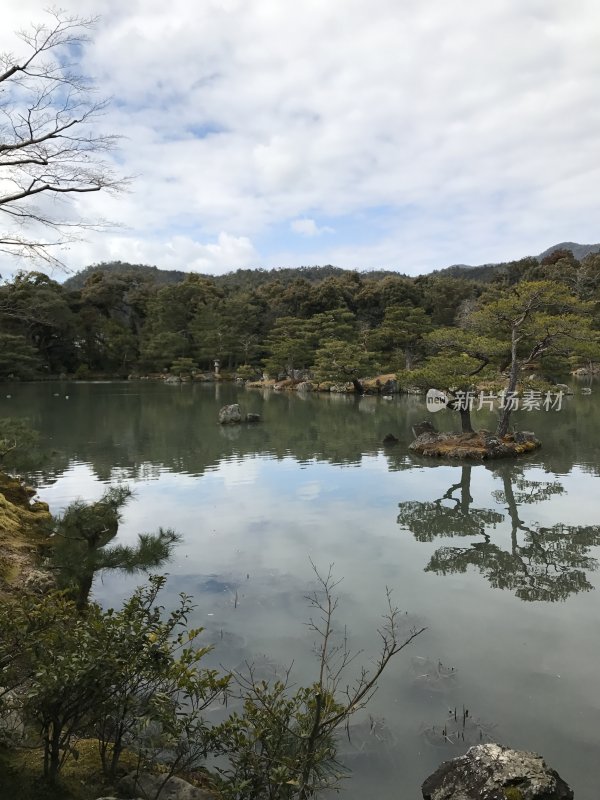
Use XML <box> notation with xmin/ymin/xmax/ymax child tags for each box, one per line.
<box><xmin>218</xmin><ymin>404</ymin><xmax>242</xmax><ymax>424</ymax></box>
<box><xmin>383</xmin><ymin>433</ymin><xmax>399</xmax><ymax>444</ymax></box>
<box><xmin>422</xmin><ymin>743</ymin><xmax>573</xmax><ymax>800</ymax></box>
<box><xmin>412</xmin><ymin>420</ymin><xmax>437</xmax><ymax>438</ymax></box>
<box><xmin>246</xmin><ymin>412</ymin><xmax>261</xmax><ymax>423</ymax></box>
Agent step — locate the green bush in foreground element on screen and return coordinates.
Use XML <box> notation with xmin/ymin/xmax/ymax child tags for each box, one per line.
<box><xmin>0</xmin><ymin>570</ymin><xmax>424</xmax><ymax>799</ymax></box>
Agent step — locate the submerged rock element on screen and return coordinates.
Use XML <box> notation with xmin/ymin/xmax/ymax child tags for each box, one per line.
<box><xmin>246</xmin><ymin>412</ymin><xmax>261</xmax><ymax>423</ymax></box>
<box><xmin>218</xmin><ymin>404</ymin><xmax>242</xmax><ymax>424</ymax></box>
<box><xmin>119</xmin><ymin>772</ymin><xmax>214</xmax><ymax>800</ymax></box>
<box><xmin>383</xmin><ymin>433</ymin><xmax>399</xmax><ymax>444</ymax></box>
<box><xmin>422</xmin><ymin>743</ymin><xmax>573</xmax><ymax>800</ymax></box>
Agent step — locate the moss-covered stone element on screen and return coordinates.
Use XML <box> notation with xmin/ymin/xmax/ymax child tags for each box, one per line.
<box><xmin>0</xmin><ymin>472</ymin><xmax>52</xmax><ymax>596</ymax></box>
<box><xmin>409</xmin><ymin>430</ymin><xmax>541</xmax><ymax>460</ymax></box>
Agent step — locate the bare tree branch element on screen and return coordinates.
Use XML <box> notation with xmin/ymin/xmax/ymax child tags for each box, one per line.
<box><xmin>0</xmin><ymin>10</ymin><xmax>130</xmax><ymax>268</ymax></box>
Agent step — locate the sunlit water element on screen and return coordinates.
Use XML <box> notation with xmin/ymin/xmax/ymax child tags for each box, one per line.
<box><xmin>2</xmin><ymin>381</ymin><xmax>599</xmax><ymax>798</ymax></box>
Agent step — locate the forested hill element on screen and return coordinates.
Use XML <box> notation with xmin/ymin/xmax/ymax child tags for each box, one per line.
<box><xmin>63</xmin><ymin>263</ymin><xmax>403</xmax><ymax>292</ymax></box>
<box><xmin>64</xmin><ymin>263</ymin><xmax>192</xmax><ymax>290</ymax></box>
<box><xmin>2</xmin><ymin>243</ymin><xmax>599</xmax><ymax>382</ymax></box>
<box><xmin>434</xmin><ymin>242</ymin><xmax>600</xmax><ymax>283</ymax></box>
<box><xmin>64</xmin><ymin>242</ymin><xmax>600</xmax><ymax>290</ymax></box>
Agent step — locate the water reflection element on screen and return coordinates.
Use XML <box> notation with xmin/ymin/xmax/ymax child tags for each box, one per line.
<box><xmin>398</xmin><ymin>465</ymin><xmax>600</xmax><ymax>601</ymax></box>
<box><xmin>2</xmin><ymin>382</ymin><xmax>600</xmax><ymax>799</ymax></box>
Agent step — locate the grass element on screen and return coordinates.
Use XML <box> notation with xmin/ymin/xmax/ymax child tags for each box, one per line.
<box><xmin>0</xmin><ymin>740</ymin><xmax>123</xmax><ymax>800</ymax></box>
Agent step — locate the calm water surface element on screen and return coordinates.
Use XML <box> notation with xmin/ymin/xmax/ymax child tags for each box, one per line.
<box><xmin>1</xmin><ymin>381</ymin><xmax>599</xmax><ymax>798</ymax></box>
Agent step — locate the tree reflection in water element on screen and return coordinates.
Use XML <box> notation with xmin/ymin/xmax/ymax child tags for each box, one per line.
<box><xmin>398</xmin><ymin>465</ymin><xmax>600</xmax><ymax>601</ymax></box>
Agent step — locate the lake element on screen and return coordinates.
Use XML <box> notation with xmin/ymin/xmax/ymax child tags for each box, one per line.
<box><xmin>1</xmin><ymin>380</ymin><xmax>599</xmax><ymax>799</ymax></box>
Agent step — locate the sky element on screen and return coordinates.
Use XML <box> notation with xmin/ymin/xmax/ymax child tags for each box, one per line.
<box><xmin>1</xmin><ymin>0</ymin><xmax>600</xmax><ymax>277</ymax></box>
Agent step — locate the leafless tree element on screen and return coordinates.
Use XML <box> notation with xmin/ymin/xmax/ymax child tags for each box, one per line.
<box><xmin>227</xmin><ymin>561</ymin><xmax>426</xmax><ymax>799</ymax></box>
<box><xmin>0</xmin><ymin>9</ymin><xmax>128</xmax><ymax>268</ymax></box>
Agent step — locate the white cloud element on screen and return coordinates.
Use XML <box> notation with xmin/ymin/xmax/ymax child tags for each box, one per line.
<box><xmin>1</xmin><ymin>0</ymin><xmax>600</xmax><ymax>276</ymax></box>
<box><xmin>70</xmin><ymin>232</ymin><xmax>258</xmax><ymax>275</ymax></box>
<box><xmin>290</xmin><ymin>218</ymin><xmax>334</xmax><ymax>237</ymax></box>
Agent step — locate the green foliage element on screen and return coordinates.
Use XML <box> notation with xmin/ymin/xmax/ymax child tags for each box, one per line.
<box><xmin>2</xmin><ymin>248</ymin><xmax>600</xmax><ymax>384</ymax></box>
<box><xmin>74</xmin><ymin>364</ymin><xmax>91</xmax><ymax>379</ymax></box>
<box><xmin>214</xmin><ymin>682</ymin><xmax>343</xmax><ymax>799</ymax></box>
<box><xmin>0</xmin><ymin>418</ymin><xmax>41</xmax><ymax>472</ymax></box>
<box><xmin>0</xmin><ymin>568</ymin><xmax>424</xmax><ymax>799</ymax></box>
<box><xmin>264</xmin><ymin>317</ymin><xmax>317</xmax><ymax>377</ymax></box>
<box><xmin>400</xmin><ymin>353</ymin><xmax>489</xmax><ymax>393</ymax></box>
<box><xmin>0</xmin><ymin>577</ymin><xmax>227</xmax><ymax>786</ymax></box>
<box><xmin>139</xmin><ymin>332</ymin><xmax>188</xmax><ymax>371</ymax></box>
<box><xmin>398</xmin><ymin>328</ymin><xmax>499</xmax><ymax>431</ymax></box>
<box><xmin>170</xmin><ymin>357</ymin><xmax>197</xmax><ymax>375</ymax></box>
<box><xmin>368</xmin><ymin>305</ymin><xmax>432</xmax><ymax>371</ymax></box>
<box><xmin>49</xmin><ymin>486</ymin><xmax>180</xmax><ymax>609</ymax></box>
<box><xmin>236</xmin><ymin>364</ymin><xmax>259</xmax><ymax>381</ymax></box>
<box><xmin>0</xmin><ymin>333</ymin><xmax>40</xmax><ymax>378</ymax></box>
<box><xmin>312</xmin><ymin>339</ymin><xmax>377</xmax><ymax>386</ymax></box>
<box><xmin>469</xmin><ymin>280</ymin><xmax>600</xmax><ymax>435</ymax></box>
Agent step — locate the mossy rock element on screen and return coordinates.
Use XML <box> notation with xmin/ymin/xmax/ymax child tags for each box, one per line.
<box><xmin>409</xmin><ymin>431</ymin><xmax>541</xmax><ymax>460</ymax></box>
<box><xmin>505</xmin><ymin>789</ymin><xmax>524</xmax><ymax>800</ymax></box>
<box><xmin>0</xmin><ymin>473</ymin><xmax>52</xmax><ymax>595</ymax></box>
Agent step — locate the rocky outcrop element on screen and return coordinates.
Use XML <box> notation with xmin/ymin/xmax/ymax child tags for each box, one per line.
<box><xmin>409</xmin><ymin>430</ymin><xmax>541</xmax><ymax>460</ymax></box>
<box><xmin>422</xmin><ymin>743</ymin><xmax>573</xmax><ymax>800</ymax></box>
<box><xmin>329</xmin><ymin>382</ymin><xmax>353</xmax><ymax>393</ymax></box>
<box><xmin>119</xmin><ymin>771</ymin><xmax>214</xmax><ymax>800</ymax></box>
<box><xmin>218</xmin><ymin>404</ymin><xmax>242</xmax><ymax>424</ymax></box>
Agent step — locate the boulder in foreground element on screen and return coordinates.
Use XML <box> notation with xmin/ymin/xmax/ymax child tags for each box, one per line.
<box><xmin>422</xmin><ymin>743</ymin><xmax>573</xmax><ymax>800</ymax></box>
<box><xmin>119</xmin><ymin>771</ymin><xmax>214</xmax><ymax>800</ymax></box>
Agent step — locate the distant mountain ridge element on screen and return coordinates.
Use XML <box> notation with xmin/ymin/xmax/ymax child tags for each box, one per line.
<box><xmin>437</xmin><ymin>242</ymin><xmax>600</xmax><ymax>282</ymax></box>
<box><xmin>63</xmin><ymin>242</ymin><xmax>600</xmax><ymax>289</ymax></box>
<box><xmin>536</xmin><ymin>241</ymin><xmax>600</xmax><ymax>262</ymax></box>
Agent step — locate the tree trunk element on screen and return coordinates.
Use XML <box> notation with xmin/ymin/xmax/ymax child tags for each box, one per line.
<box><xmin>404</xmin><ymin>347</ymin><xmax>413</xmax><ymax>371</ymax></box>
<box><xmin>459</xmin><ymin>407</ymin><xmax>474</xmax><ymax>433</ymax></box>
<box><xmin>496</xmin><ymin>328</ymin><xmax>520</xmax><ymax>438</ymax></box>
<box><xmin>459</xmin><ymin>467</ymin><xmax>473</xmax><ymax>515</ymax></box>
<box><xmin>45</xmin><ymin>720</ymin><xmax>62</xmax><ymax>783</ymax></box>
<box><xmin>76</xmin><ymin>571</ymin><xmax>94</xmax><ymax>611</ymax></box>
<box><xmin>500</xmin><ymin>468</ymin><xmax>523</xmax><ymax>554</ymax></box>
